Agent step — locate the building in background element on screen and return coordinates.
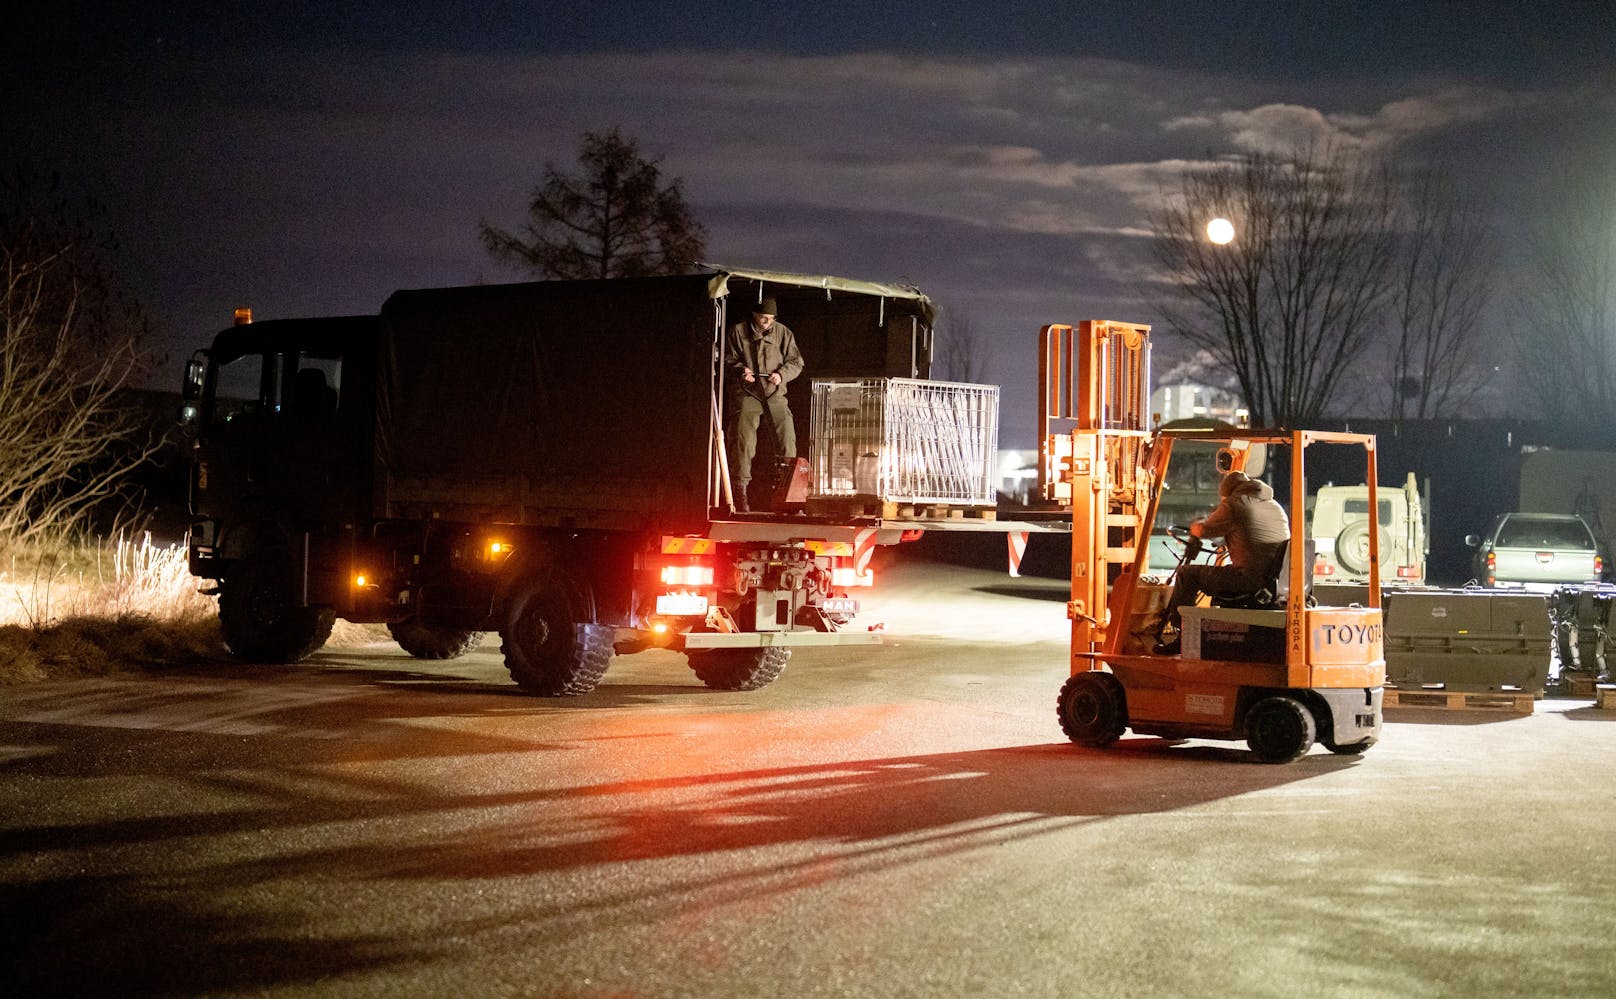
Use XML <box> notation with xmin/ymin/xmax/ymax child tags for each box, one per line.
<box><xmin>1151</xmin><ymin>383</ymin><xmax>1246</xmax><ymax>426</ymax></box>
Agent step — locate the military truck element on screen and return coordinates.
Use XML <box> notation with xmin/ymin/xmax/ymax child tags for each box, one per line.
<box><xmin>179</xmin><ymin>267</ymin><xmax>939</xmax><ymax>694</ymax></box>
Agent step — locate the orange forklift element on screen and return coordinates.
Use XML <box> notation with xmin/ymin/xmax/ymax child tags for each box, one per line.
<box><xmin>1039</xmin><ymin>321</ymin><xmax>1385</xmax><ymax>763</ymax></box>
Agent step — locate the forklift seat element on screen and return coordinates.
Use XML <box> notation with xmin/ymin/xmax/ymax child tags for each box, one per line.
<box><xmin>1215</xmin><ymin>539</ymin><xmax>1314</xmax><ymax>610</ymax></box>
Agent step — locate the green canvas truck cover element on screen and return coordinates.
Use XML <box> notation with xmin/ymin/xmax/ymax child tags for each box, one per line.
<box><xmin>372</xmin><ymin>269</ymin><xmax>934</xmax><ymax>532</ymax></box>
<box><xmin>375</xmin><ymin>275</ymin><xmax>717</xmax><ymax>531</ymax></box>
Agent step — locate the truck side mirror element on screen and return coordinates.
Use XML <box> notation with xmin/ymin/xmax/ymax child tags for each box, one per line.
<box><xmin>182</xmin><ymin>357</ymin><xmax>205</xmax><ymax>400</ymax></box>
<box><xmin>178</xmin><ymin>355</ymin><xmax>207</xmax><ymax>429</ymax></box>
<box><xmin>1464</xmin><ymin>534</ymin><xmax>1480</xmax><ymax>547</ymax></box>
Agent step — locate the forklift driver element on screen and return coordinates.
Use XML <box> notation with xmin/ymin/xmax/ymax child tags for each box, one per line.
<box><xmin>1156</xmin><ymin>470</ymin><xmax>1290</xmax><ymax>655</ymax></box>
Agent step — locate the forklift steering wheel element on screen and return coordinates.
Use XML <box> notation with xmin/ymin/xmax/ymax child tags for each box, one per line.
<box><xmin>1165</xmin><ymin>525</ymin><xmax>1204</xmax><ymax>563</ymax></box>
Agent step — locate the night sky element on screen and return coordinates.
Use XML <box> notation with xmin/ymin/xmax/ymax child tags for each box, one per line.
<box><xmin>7</xmin><ymin>1</ymin><xmax>1614</xmax><ymax>443</ymax></box>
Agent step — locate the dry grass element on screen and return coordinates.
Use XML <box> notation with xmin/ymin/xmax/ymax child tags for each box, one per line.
<box><xmin>0</xmin><ymin>534</ymin><xmax>392</xmax><ymax>684</ymax></box>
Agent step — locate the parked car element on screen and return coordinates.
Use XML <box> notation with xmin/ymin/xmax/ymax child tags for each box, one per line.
<box><xmin>1466</xmin><ymin>512</ymin><xmax>1604</xmax><ymax>590</ymax></box>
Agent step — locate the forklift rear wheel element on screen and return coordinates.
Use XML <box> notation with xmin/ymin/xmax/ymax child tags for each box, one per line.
<box><xmin>1057</xmin><ymin>671</ymin><xmax>1127</xmax><ymax>747</ymax></box>
<box><xmin>388</xmin><ymin>620</ymin><xmax>485</xmax><ymax>660</ymax></box>
<box><xmin>687</xmin><ymin>647</ymin><xmax>792</xmax><ymax>691</ymax></box>
<box><xmin>219</xmin><ymin>547</ymin><xmax>335</xmax><ymax>663</ymax></box>
<box><xmin>502</xmin><ymin>572</ymin><xmax>613</xmax><ymax>695</ymax></box>
<box><xmin>1246</xmin><ymin>695</ymin><xmax>1316</xmax><ymax>763</ymax></box>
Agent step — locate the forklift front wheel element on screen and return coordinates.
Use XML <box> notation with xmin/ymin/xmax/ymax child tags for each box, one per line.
<box><xmin>1057</xmin><ymin>670</ymin><xmax>1127</xmax><ymax>748</ymax></box>
<box><xmin>1245</xmin><ymin>695</ymin><xmax>1317</xmax><ymax>764</ymax></box>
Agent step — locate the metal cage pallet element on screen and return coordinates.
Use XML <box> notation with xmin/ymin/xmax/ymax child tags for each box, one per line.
<box><xmin>809</xmin><ymin>378</ymin><xmax>998</xmax><ymax>507</ymax></box>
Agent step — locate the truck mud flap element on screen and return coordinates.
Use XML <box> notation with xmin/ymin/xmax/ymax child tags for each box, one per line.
<box><xmin>682</xmin><ymin>631</ymin><xmax>883</xmax><ymax>649</ymax></box>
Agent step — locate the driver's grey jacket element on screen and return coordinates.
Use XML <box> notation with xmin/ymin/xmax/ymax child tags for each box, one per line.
<box><xmin>1200</xmin><ymin>478</ymin><xmax>1290</xmax><ymax>570</ymax></box>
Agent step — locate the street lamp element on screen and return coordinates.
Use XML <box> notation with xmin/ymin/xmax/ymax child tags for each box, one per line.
<box><xmin>1206</xmin><ymin>218</ymin><xmax>1235</xmax><ymax>245</ymax></box>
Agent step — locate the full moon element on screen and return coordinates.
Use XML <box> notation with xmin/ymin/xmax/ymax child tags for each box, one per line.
<box><xmin>1207</xmin><ymin>218</ymin><xmax>1235</xmax><ymax>244</ymax></box>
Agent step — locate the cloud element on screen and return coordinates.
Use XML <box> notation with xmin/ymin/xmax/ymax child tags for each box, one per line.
<box><xmin>1164</xmin><ymin>87</ymin><xmax>1545</xmax><ymax>155</ymax></box>
<box><xmin>22</xmin><ymin>36</ymin><xmax>1588</xmax><ymax>417</ymax></box>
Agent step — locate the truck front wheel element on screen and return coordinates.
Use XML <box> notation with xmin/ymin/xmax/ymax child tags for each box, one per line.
<box><xmin>687</xmin><ymin>647</ymin><xmax>791</xmax><ymax>690</ymax></box>
<box><xmin>501</xmin><ymin>573</ymin><xmax>613</xmax><ymax>695</ymax></box>
<box><xmin>219</xmin><ymin>548</ymin><xmax>335</xmax><ymax>663</ymax></box>
<box><xmin>388</xmin><ymin>620</ymin><xmax>485</xmax><ymax>660</ymax></box>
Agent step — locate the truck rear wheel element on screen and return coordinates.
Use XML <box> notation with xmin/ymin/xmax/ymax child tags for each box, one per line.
<box><xmin>502</xmin><ymin>573</ymin><xmax>613</xmax><ymax>695</ymax></box>
<box><xmin>1245</xmin><ymin>695</ymin><xmax>1316</xmax><ymax>763</ymax></box>
<box><xmin>219</xmin><ymin>548</ymin><xmax>335</xmax><ymax>663</ymax></box>
<box><xmin>387</xmin><ymin>620</ymin><xmax>485</xmax><ymax>660</ymax></box>
<box><xmin>687</xmin><ymin>647</ymin><xmax>791</xmax><ymax>691</ymax></box>
<box><xmin>1056</xmin><ymin>670</ymin><xmax>1127</xmax><ymax>747</ymax></box>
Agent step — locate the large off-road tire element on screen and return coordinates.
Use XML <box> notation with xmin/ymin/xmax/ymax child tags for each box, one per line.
<box><xmin>1246</xmin><ymin>695</ymin><xmax>1317</xmax><ymax>764</ymax></box>
<box><xmin>218</xmin><ymin>548</ymin><xmax>335</xmax><ymax>663</ymax></box>
<box><xmin>1056</xmin><ymin>670</ymin><xmax>1127</xmax><ymax>747</ymax></box>
<box><xmin>387</xmin><ymin>619</ymin><xmax>485</xmax><ymax>660</ymax></box>
<box><xmin>687</xmin><ymin>647</ymin><xmax>792</xmax><ymax>690</ymax></box>
<box><xmin>501</xmin><ymin>573</ymin><xmax>613</xmax><ymax>695</ymax></box>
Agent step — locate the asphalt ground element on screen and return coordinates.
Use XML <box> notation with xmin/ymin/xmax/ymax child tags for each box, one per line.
<box><xmin>2</xmin><ymin>561</ymin><xmax>1613</xmax><ymax>997</ymax></box>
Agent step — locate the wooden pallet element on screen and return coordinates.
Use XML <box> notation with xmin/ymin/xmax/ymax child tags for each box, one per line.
<box><xmin>804</xmin><ymin>497</ymin><xmax>997</xmax><ymax>521</ymax></box>
<box><xmin>1596</xmin><ymin>685</ymin><xmax>1616</xmax><ymax>710</ymax></box>
<box><xmin>1565</xmin><ymin>675</ymin><xmax>1599</xmax><ymax>698</ymax></box>
<box><xmin>1383</xmin><ymin>687</ymin><xmax>1536</xmax><ymax>714</ymax></box>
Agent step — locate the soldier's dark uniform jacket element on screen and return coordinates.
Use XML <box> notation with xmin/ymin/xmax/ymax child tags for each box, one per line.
<box><xmin>723</xmin><ymin>318</ymin><xmax>803</xmax><ymax>401</ymax></box>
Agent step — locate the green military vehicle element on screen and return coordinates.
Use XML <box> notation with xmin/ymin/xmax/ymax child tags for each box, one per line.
<box><xmin>1310</xmin><ymin>473</ymin><xmax>1428</xmax><ymax>586</ymax></box>
<box><xmin>179</xmin><ymin>268</ymin><xmax>938</xmax><ymax>694</ymax></box>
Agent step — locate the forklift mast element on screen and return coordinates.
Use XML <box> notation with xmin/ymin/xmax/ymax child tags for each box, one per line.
<box><xmin>1036</xmin><ymin>321</ymin><xmax>1157</xmax><ymax>655</ymax></box>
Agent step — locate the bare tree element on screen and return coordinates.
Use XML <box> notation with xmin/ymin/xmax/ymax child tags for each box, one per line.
<box><xmin>481</xmin><ymin>128</ymin><xmax>707</xmax><ymax>280</ymax></box>
<box><xmin>0</xmin><ymin>170</ymin><xmax>153</xmax><ymax>545</ymax></box>
<box><xmin>935</xmin><ymin>304</ymin><xmax>986</xmax><ymax>383</ymax></box>
<box><xmin>1520</xmin><ymin>163</ymin><xmax>1616</xmax><ymax>422</ymax></box>
<box><xmin>1385</xmin><ymin>167</ymin><xmax>1496</xmax><ymax>421</ymax></box>
<box><xmin>1150</xmin><ymin>146</ymin><xmax>1400</xmax><ymax>424</ymax></box>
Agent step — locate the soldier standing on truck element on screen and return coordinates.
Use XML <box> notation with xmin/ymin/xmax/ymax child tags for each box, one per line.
<box><xmin>724</xmin><ymin>296</ymin><xmax>804</xmax><ymax>512</ymax></box>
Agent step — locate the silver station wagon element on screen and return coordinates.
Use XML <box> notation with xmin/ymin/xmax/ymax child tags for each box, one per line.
<box><xmin>1467</xmin><ymin>512</ymin><xmax>1604</xmax><ymax>590</ymax></box>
